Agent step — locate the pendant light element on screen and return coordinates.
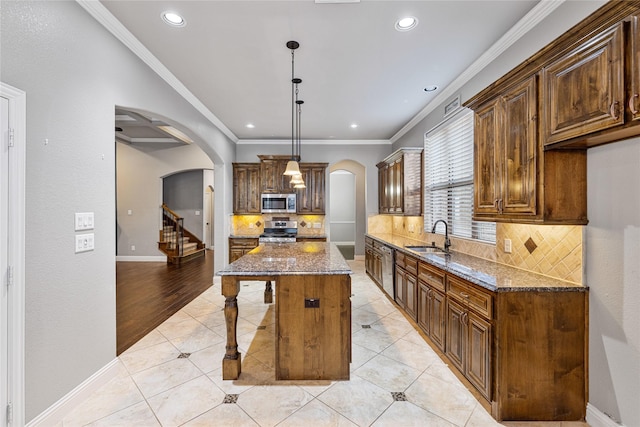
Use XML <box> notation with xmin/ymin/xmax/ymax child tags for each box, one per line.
<box><xmin>293</xmin><ymin>95</ymin><xmax>306</xmax><ymax>189</ymax></box>
<box><xmin>283</xmin><ymin>41</ymin><xmax>304</xmax><ymax>188</ymax></box>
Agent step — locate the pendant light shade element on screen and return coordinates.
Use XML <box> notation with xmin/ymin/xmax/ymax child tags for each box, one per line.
<box><xmin>290</xmin><ymin>173</ymin><xmax>304</xmax><ymax>185</ymax></box>
<box><xmin>284</xmin><ymin>160</ymin><xmax>301</xmax><ymax>176</ymax></box>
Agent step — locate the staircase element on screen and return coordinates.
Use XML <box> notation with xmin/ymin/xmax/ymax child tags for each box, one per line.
<box><xmin>158</xmin><ymin>204</ymin><xmax>206</xmax><ymax>265</ymax></box>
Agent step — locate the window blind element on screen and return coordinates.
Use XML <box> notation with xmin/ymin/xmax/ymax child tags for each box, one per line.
<box><xmin>424</xmin><ymin>108</ymin><xmax>496</xmax><ymax>244</ymax></box>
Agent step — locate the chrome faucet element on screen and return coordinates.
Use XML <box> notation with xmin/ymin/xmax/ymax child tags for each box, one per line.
<box><xmin>431</xmin><ymin>220</ymin><xmax>451</xmax><ymax>253</ymax></box>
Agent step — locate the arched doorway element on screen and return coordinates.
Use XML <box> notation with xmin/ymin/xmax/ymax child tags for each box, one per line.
<box><xmin>329</xmin><ymin>160</ymin><xmax>366</xmax><ymax>259</ymax></box>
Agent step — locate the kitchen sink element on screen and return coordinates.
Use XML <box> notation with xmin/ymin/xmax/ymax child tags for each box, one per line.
<box><xmin>404</xmin><ymin>245</ymin><xmax>447</xmax><ymax>254</ymax></box>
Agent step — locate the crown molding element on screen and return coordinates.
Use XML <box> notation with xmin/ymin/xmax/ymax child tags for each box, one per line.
<box><xmin>390</xmin><ymin>0</ymin><xmax>565</xmax><ymax>143</ymax></box>
<box><xmin>237</xmin><ymin>139</ymin><xmax>391</xmax><ymax>145</ymax></box>
<box><xmin>76</xmin><ymin>0</ymin><xmax>238</xmax><ymax>144</ymax></box>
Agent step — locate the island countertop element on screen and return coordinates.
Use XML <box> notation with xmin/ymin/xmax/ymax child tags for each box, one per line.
<box><xmin>216</xmin><ymin>242</ymin><xmax>352</xmax><ymax>276</ymax></box>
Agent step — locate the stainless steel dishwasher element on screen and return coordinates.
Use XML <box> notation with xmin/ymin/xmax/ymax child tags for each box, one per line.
<box><xmin>380</xmin><ymin>246</ymin><xmax>394</xmax><ymax>298</ymax></box>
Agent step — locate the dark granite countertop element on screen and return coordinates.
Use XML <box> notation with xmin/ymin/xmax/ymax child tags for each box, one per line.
<box><xmin>216</xmin><ymin>242</ymin><xmax>352</xmax><ymax>276</ymax></box>
<box><xmin>366</xmin><ymin>233</ymin><xmax>586</xmax><ymax>293</ymax></box>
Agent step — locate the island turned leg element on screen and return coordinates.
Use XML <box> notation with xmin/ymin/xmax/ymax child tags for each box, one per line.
<box><xmin>264</xmin><ymin>280</ymin><xmax>273</xmax><ymax>304</ymax></box>
<box><xmin>221</xmin><ymin>276</ymin><xmax>241</xmax><ymax>380</ymax></box>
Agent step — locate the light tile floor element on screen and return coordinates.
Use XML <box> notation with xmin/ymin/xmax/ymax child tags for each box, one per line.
<box><xmin>61</xmin><ymin>260</ymin><xmax>589</xmax><ymax>427</ymax></box>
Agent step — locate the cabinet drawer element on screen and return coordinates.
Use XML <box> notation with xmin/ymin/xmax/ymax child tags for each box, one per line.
<box><xmin>229</xmin><ymin>238</ymin><xmax>259</xmax><ymax>247</ymax></box>
<box><xmin>447</xmin><ymin>276</ymin><xmax>493</xmax><ymax>320</ymax></box>
<box><xmin>396</xmin><ymin>251</ymin><xmax>418</xmax><ymax>275</ymax></box>
<box><xmin>403</xmin><ymin>253</ymin><xmax>418</xmax><ymax>276</ymax></box>
<box><xmin>418</xmin><ymin>262</ymin><xmax>445</xmax><ymax>292</ymax></box>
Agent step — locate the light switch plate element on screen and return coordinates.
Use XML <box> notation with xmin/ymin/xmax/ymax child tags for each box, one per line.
<box><xmin>75</xmin><ymin>212</ymin><xmax>94</xmax><ymax>231</ymax></box>
<box><xmin>504</xmin><ymin>238</ymin><xmax>512</xmax><ymax>253</ymax></box>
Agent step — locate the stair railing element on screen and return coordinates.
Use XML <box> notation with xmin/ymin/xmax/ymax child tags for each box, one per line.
<box><xmin>161</xmin><ymin>204</ymin><xmax>184</xmax><ymax>257</ymax></box>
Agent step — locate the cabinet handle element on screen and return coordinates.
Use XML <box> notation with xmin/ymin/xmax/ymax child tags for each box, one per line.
<box><xmin>630</xmin><ymin>94</ymin><xmax>639</xmax><ymax>115</ymax></box>
<box><xmin>610</xmin><ymin>101</ymin><xmax>620</xmax><ymax>120</ymax></box>
<box><xmin>460</xmin><ymin>292</ymin><xmax>469</xmax><ymax>298</ymax></box>
<box><xmin>461</xmin><ymin>312</ymin><xmax>469</xmax><ymax>325</ymax></box>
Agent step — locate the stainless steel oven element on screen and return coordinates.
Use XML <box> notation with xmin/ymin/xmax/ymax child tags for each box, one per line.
<box><xmin>259</xmin><ymin>220</ymin><xmax>298</xmax><ymax>243</ymax></box>
<box><xmin>261</xmin><ymin>193</ymin><xmax>296</xmax><ymax>214</ymax></box>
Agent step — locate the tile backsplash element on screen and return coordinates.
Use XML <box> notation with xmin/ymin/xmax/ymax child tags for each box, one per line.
<box><xmin>231</xmin><ymin>214</ymin><xmax>326</xmax><ymax>237</ymax></box>
<box><xmin>368</xmin><ymin>215</ymin><xmax>583</xmax><ymax>284</ymax></box>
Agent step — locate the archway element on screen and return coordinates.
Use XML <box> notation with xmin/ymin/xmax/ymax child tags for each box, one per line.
<box><xmin>329</xmin><ymin>160</ymin><xmax>366</xmax><ymax>258</ymax></box>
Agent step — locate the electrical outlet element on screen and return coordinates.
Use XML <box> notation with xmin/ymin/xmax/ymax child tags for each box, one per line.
<box><xmin>504</xmin><ymin>238</ymin><xmax>512</xmax><ymax>253</ymax></box>
<box><xmin>75</xmin><ymin>233</ymin><xmax>95</xmax><ymax>253</ymax></box>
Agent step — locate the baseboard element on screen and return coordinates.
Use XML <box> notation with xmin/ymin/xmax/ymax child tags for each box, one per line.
<box><xmin>116</xmin><ymin>255</ymin><xmax>166</xmax><ymax>262</ymax></box>
<box><xmin>26</xmin><ymin>358</ymin><xmax>121</xmax><ymax>427</ymax></box>
<box><xmin>586</xmin><ymin>403</ymin><xmax>624</xmax><ymax>427</ymax></box>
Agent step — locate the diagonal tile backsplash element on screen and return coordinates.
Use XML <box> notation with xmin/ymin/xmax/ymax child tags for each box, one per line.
<box><xmin>369</xmin><ymin>215</ymin><xmax>583</xmax><ymax>284</ymax></box>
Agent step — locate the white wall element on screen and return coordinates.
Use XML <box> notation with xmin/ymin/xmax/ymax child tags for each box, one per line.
<box><xmin>586</xmin><ymin>137</ymin><xmax>640</xmax><ymax>427</ymax></box>
<box><xmin>0</xmin><ymin>1</ymin><xmax>234</xmax><ymax>421</ymax></box>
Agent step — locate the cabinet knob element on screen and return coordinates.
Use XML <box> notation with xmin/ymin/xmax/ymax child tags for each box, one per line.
<box><xmin>609</xmin><ymin>101</ymin><xmax>620</xmax><ymax>120</ymax></box>
<box><xmin>460</xmin><ymin>292</ymin><xmax>470</xmax><ymax>299</ymax></box>
<box><xmin>629</xmin><ymin>94</ymin><xmax>639</xmax><ymax>115</ymax></box>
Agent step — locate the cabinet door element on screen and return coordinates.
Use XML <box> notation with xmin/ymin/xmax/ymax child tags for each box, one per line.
<box><xmin>297</xmin><ymin>165</ymin><xmax>326</xmax><ymax>214</ymax></box>
<box><xmin>233</xmin><ymin>164</ymin><xmax>261</xmax><ymax>214</ymax></box>
<box><xmin>631</xmin><ymin>14</ymin><xmax>640</xmax><ymax>122</ymax></box>
<box><xmin>377</xmin><ymin>165</ymin><xmax>387</xmax><ymax>213</ymax></box>
<box><xmin>466</xmin><ymin>312</ymin><xmax>492</xmax><ymax>400</ymax></box>
<box><xmin>542</xmin><ymin>22</ymin><xmax>625</xmax><ymax>145</ymax></box>
<box><xmin>405</xmin><ymin>271</ymin><xmax>418</xmax><ymax>320</ymax></box>
<box><xmin>417</xmin><ymin>282</ymin><xmax>430</xmax><ymax>333</ymax></box>
<box><xmin>229</xmin><ymin>248</ymin><xmax>244</xmax><ymax>263</ymax></box>
<box><xmin>311</xmin><ymin>167</ymin><xmax>326</xmax><ymax>213</ymax></box>
<box><xmin>445</xmin><ymin>298</ymin><xmax>466</xmax><ymax>373</ymax></box>
<box><xmin>502</xmin><ymin>76</ymin><xmax>537</xmax><ymax>215</ymax></box>
<box><xmin>392</xmin><ymin>159</ymin><xmax>403</xmax><ymax>213</ymax></box>
<box><xmin>262</xmin><ymin>159</ymin><xmax>290</xmax><ymax>193</ymax></box>
<box><xmin>474</xmin><ymin>100</ymin><xmax>501</xmax><ymax>216</ymax></box>
<box><xmin>296</xmin><ymin>166</ymin><xmax>312</xmax><ymax>213</ymax></box>
<box><xmin>395</xmin><ymin>267</ymin><xmax>406</xmax><ymax>309</ymax></box>
<box><xmin>429</xmin><ymin>289</ymin><xmax>446</xmax><ymax>352</ymax></box>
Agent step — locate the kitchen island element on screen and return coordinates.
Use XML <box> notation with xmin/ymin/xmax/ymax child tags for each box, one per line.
<box><xmin>216</xmin><ymin>241</ymin><xmax>352</xmax><ymax>381</ymax></box>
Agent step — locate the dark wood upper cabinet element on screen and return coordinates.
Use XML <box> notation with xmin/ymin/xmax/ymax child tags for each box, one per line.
<box><xmin>377</xmin><ymin>148</ymin><xmax>422</xmax><ymax>216</ymax></box>
<box><xmin>259</xmin><ymin>155</ymin><xmax>294</xmax><ymax>194</ymax></box>
<box><xmin>472</xmin><ymin>75</ymin><xmax>585</xmax><ymax>224</ymax></box>
<box><xmin>232</xmin><ymin>163</ymin><xmax>261</xmax><ymax>214</ymax></box>
<box><xmin>467</xmin><ymin>1</ymin><xmax>640</xmax><ymax>150</ymax></box>
<box><xmin>296</xmin><ymin>163</ymin><xmax>327</xmax><ymax>214</ymax></box>
<box><xmin>541</xmin><ymin>22</ymin><xmax>625</xmax><ymax>146</ymax></box>
<box><xmin>474</xmin><ymin>76</ymin><xmax>537</xmax><ymax>219</ymax></box>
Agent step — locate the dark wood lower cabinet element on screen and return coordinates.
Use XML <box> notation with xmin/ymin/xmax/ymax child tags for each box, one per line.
<box><xmin>228</xmin><ymin>237</ymin><xmax>259</xmax><ymax>262</ymax></box>
<box><xmin>373</xmin><ymin>239</ymin><xmax>587</xmax><ymax>422</ymax></box>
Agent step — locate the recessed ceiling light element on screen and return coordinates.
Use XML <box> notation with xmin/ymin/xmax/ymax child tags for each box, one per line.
<box><xmin>246</xmin><ymin>123</ymin><xmax>255</xmax><ymax>129</ymax></box>
<box><xmin>162</xmin><ymin>11</ymin><xmax>185</xmax><ymax>27</ymax></box>
<box><xmin>350</xmin><ymin>123</ymin><xmax>358</xmax><ymax>129</ymax></box>
<box><xmin>424</xmin><ymin>85</ymin><xmax>438</xmax><ymax>92</ymax></box>
<box><xmin>395</xmin><ymin>16</ymin><xmax>418</xmax><ymax>32</ymax></box>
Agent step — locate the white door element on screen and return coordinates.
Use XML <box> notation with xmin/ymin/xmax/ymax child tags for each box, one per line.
<box><xmin>1</xmin><ymin>82</ymin><xmax>25</xmax><ymax>427</ymax></box>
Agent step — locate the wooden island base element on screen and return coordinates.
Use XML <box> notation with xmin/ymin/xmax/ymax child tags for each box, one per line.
<box><xmin>221</xmin><ymin>273</ymin><xmax>351</xmax><ymax>381</ymax></box>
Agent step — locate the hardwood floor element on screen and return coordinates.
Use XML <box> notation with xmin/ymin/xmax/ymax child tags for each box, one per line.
<box><xmin>116</xmin><ymin>250</ymin><xmax>215</xmax><ymax>355</ymax></box>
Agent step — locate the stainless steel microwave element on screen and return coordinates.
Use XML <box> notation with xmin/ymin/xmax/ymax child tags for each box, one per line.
<box><xmin>261</xmin><ymin>193</ymin><xmax>296</xmax><ymax>213</ymax></box>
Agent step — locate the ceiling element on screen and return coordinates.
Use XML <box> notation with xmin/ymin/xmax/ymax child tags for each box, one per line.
<box><xmin>99</xmin><ymin>0</ymin><xmax>542</xmax><ymax>143</ymax></box>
